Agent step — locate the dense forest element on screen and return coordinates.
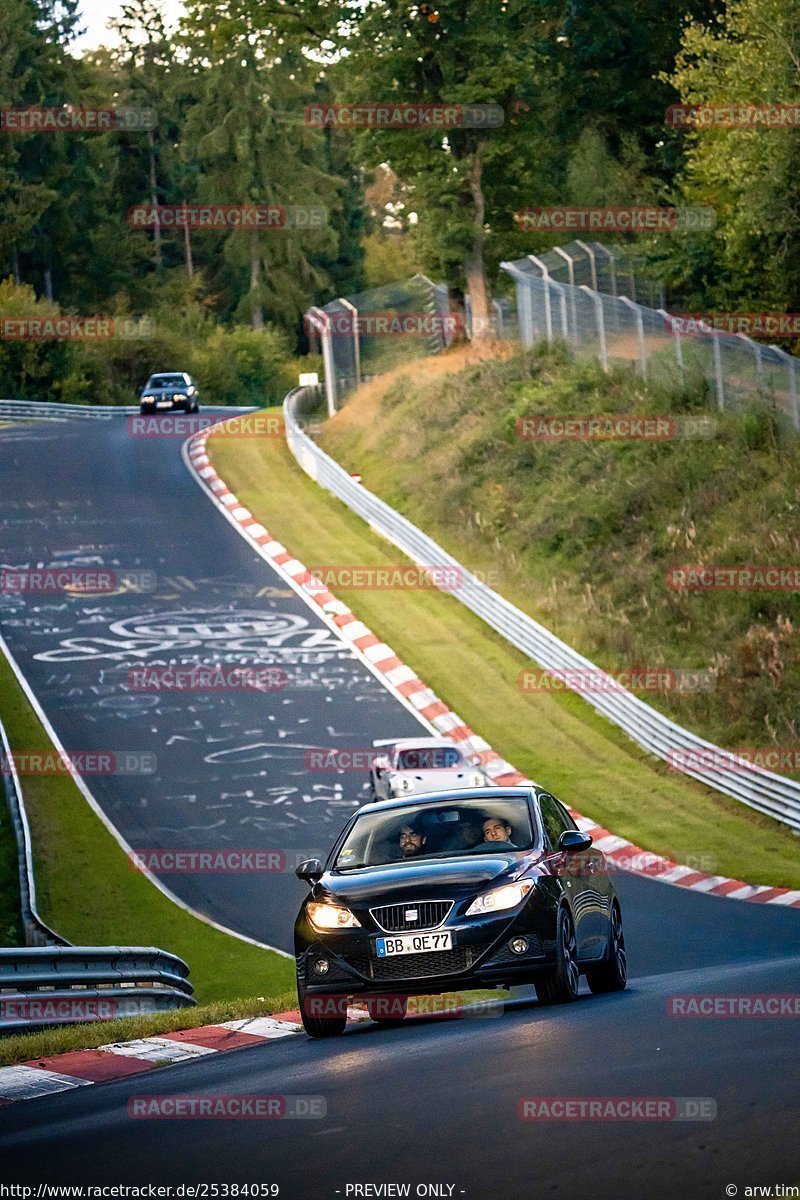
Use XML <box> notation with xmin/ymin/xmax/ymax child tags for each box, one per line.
<box><xmin>1</xmin><ymin>0</ymin><xmax>798</xmax><ymax>402</ymax></box>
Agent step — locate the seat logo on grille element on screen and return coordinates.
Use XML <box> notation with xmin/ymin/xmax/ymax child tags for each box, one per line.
<box><xmin>405</xmin><ymin>909</ymin><xmax>418</xmax><ymax>921</ymax></box>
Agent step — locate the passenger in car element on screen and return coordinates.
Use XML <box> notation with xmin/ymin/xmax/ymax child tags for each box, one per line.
<box><xmin>398</xmin><ymin>821</ymin><xmax>427</xmax><ymax>858</ymax></box>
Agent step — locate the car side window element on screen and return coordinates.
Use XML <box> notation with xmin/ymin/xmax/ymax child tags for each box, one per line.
<box><xmin>539</xmin><ymin>793</ymin><xmax>571</xmax><ymax>851</ymax></box>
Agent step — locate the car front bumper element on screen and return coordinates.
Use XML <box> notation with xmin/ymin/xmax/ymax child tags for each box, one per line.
<box><xmin>296</xmin><ymin>906</ymin><xmax>556</xmax><ymax>996</ymax></box>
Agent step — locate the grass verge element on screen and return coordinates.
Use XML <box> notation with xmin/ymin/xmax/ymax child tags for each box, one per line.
<box><xmin>0</xmin><ymin>650</ymin><xmax>295</xmax><ymax>1004</ymax></box>
<box><xmin>209</xmin><ymin>399</ymin><xmax>800</xmax><ymax>890</ymax></box>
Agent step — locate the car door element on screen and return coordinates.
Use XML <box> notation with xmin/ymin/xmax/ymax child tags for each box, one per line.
<box><xmin>538</xmin><ymin>793</ymin><xmax>602</xmax><ymax>958</ymax></box>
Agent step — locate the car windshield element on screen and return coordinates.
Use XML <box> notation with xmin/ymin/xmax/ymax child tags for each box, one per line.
<box><xmin>147</xmin><ymin>374</ymin><xmax>186</xmax><ymax>388</ymax></box>
<box><xmin>334</xmin><ymin>796</ymin><xmax>536</xmax><ymax>871</ymax></box>
<box><xmin>394</xmin><ymin>745</ymin><xmax>464</xmax><ymax>770</ymax></box>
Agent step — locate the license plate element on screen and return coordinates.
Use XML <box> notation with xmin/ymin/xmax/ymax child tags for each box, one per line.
<box><xmin>375</xmin><ymin>932</ymin><xmax>453</xmax><ymax>957</ymax></box>
<box><xmin>156</xmin><ymin>399</ymin><xmax>173</xmax><ymax>408</ymax></box>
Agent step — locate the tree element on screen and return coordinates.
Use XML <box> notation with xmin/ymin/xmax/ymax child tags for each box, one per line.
<box><xmin>664</xmin><ymin>0</ymin><xmax>800</xmax><ymax>310</ymax></box>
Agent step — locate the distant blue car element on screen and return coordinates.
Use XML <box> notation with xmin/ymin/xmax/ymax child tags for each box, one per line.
<box><xmin>139</xmin><ymin>372</ymin><xmax>200</xmax><ymax>414</ymax></box>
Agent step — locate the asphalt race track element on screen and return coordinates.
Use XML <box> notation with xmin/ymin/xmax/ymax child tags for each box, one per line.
<box><xmin>1</xmin><ymin>878</ymin><xmax>799</xmax><ymax>1195</ymax></box>
<box><xmin>1</xmin><ymin>411</ymin><xmax>799</xmax><ymax>1197</ymax></box>
<box><xmin>0</xmin><ymin>412</ymin><xmax>424</xmax><ymax>948</ymax></box>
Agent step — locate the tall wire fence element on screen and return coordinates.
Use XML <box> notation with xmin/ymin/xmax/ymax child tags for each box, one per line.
<box><xmin>305</xmin><ymin>274</ymin><xmax>454</xmax><ymax>416</ymax></box>
<box><xmin>500</xmin><ymin>241</ymin><xmax>799</xmax><ymax>428</ymax></box>
<box><xmin>304</xmin><ymin>241</ymin><xmax>799</xmax><ymax>429</ymax></box>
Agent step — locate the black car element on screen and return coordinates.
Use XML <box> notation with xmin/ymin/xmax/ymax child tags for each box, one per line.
<box><xmin>294</xmin><ymin>785</ymin><xmax>627</xmax><ymax>1037</ymax></box>
<box><xmin>139</xmin><ymin>372</ymin><xmax>200</xmax><ymax>414</ymax></box>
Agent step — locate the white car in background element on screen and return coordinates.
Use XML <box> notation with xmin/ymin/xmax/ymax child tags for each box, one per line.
<box><xmin>369</xmin><ymin>737</ymin><xmax>487</xmax><ymax>801</ymax></box>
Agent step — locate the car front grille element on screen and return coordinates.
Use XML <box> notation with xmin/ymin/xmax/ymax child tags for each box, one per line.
<box><xmin>351</xmin><ymin>947</ymin><xmax>474</xmax><ymax>981</ymax></box>
<box><xmin>369</xmin><ymin>900</ymin><xmax>453</xmax><ymax>933</ymax></box>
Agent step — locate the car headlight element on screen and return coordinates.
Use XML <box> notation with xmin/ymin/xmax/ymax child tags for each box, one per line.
<box><xmin>469</xmin><ymin>772</ymin><xmax>484</xmax><ymax>786</ymax></box>
<box><xmin>141</xmin><ymin>395</ymin><xmax>154</xmax><ymax>401</ymax></box>
<box><xmin>173</xmin><ymin>393</ymin><xmax>188</xmax><ymax>401</ymax></box>
<box><xmin>307</xmin><ymin>901</ymin><xmax>361</xmax><ymax>931</ymax></box>
<box><xmin>391</xmin><ymin>777</ymin><xmax>413</xmax><ymax>794</ymax></box>
<box><xmin>465</xmin><ymin>880</ymin><xmax>533</xmax><ymax>917</ymax></box>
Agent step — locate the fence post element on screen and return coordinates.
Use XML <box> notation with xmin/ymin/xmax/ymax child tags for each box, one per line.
<box><xmin>574</xmin><ymin>240</ymin><xmax>598</xmax><ymax>291</ymax></box>
<box><xmin>553</xmin><ymin>246</ymin><xmax>578</xmax><ymax>340</ymax></box>
<box><xmin>710</xmin><ymin>329</ymin><xmax>725</xmax><ymax>411</ymax></box>
<box><xmin>658</xmin><ymin>308</ymin><xmax>684</xmax><ymax>384</ymax></box>
<box><xmin>550</xmin><ymin>280</ymin><xmax>570</xmax><ymax>343</ymax></box>
<box><xmin>579</xmin><ymin>284</ymin><xmax>608</xmax><ymax>371</ymax></box>
<box><xmin>307</xmin><ymin>307</ymin><xmax>337</xmax><ymax>417</ymax></box>
<box><xmin>607</xmin><ymin>247</ymin><xmax>618</xmax><ymax>297</ymax></box>
<box><xmin>527</xmin><ymin>255</ymin><xmax>553</xmax><ymax>343</ymax></box>
<box><xmin>618</xmin><ymin>295</ymin><xmax>647</xmax><ymax>378</ymax></box>
<box><xmin>768</xmin><ymin>344</ymin><xmax>800</xmax><ymax>431</ymax></box>
<box><xmin>338</xmin><ymin>297</ymin><xmax>361</xmax><ymax>387</ymax></box>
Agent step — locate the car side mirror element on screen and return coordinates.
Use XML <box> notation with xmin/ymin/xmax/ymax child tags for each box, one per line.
<box><xmin>558</xmin><ymin>830</ymin><xmax>593</xmax><ymax>853</ymax></box>
<box><xmin>295</xmin><ymin>857</ymin><xmax>323</xmax><ymax>883</ymax></box>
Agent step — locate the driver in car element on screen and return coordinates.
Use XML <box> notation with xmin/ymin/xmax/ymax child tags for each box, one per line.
<box><xmin>482</xmin><ymin>815</ymin><xmax>517</xmax><ymax>847</ymax></box>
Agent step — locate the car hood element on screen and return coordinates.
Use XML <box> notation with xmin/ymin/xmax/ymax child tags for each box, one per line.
<box><xmin>387</xmin><ymin>769</ymin><xmax>480</xmax><ymax>793</ymax></box>
<box><xmin>318</xmin><ymin>851</ymin><xmax>529</xmax><ymax>906</ymax></box>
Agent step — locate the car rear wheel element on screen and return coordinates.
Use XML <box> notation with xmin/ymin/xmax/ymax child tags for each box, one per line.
<box><xmin>535</xmin><ymin>906</ymin><xmax>580</xmax><ymax>1005</ymax></box>
<box><xmin>585</xmin><ymin>902</ymin><xmax>627</xmax><ymax>994</ymax></box>
<box><xmin>296</xmin><ymin>976</ymin><xmax>347</xmax><ymax>1038</ymax></box>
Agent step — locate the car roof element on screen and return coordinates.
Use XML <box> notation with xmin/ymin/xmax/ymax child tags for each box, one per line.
<box><xmin>149</xmin><ymin>371</ymin><xmax>189</xmax><ymax>379</ymax></box>
<box><xmin>354</xmin><ymin>785</ymin><xmax>538</xmax><ymax>818</ymax></box>
<box><xmin>374</xmin><ymin>737</ymin><xmax>457</xmax><ymax>750</ymax></box>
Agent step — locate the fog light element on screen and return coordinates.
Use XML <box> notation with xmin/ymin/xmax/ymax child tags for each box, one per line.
<box><xmin>313</xmin><ymin>958</ymin><xmax>330</xmax><ymax>975</ymax></box>
<box><xmin>510</xmin><ymin>937</ymin><xmax>529</xmax><ymax>955</ymax></box>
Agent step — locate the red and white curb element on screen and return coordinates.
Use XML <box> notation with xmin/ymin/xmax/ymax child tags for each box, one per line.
<box><xmin>184</xmin><ymin>424</ymin><xmax>800</xmax><ymax>914</ymax></box>
<box><xmin>0</xmin><ymin>1013</ymin><xmax>310</xmax><ymax>1106</ymax></box>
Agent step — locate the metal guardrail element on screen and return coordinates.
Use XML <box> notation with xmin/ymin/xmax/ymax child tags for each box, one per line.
<box><xmin>1</xmin><ymin>717</ymin><xmax>66</xmax><ymax>947</ymax></box>
<box><xmin>0</xmin><ymin>947</ymin><xmax>194</xmax><ymax>1031</ymax></box>
<box><xmin>284</xmin><ymin>385</ymin><xmax>800</xmax><ymax>834</ymax></box>
<box><xmin>1</xmin><ymin>713</ymin><xmax>195</xmax><ymax>1028</ymax></box>
<box><xmin>0</xmin><ymin>400</ymin><xmax>257</xmax><ymax>422</ymax></box>
<box><xmin>0</xmin><ymin>399</ymin><xmax>139</xmax><ymax>419</ymax></box>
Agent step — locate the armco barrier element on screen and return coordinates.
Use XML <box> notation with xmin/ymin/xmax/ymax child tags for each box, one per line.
<box><xmin>1</xmin><ymin>715</ymin><xmax>196</xmax><ymax>1029</ymax></box>
<box><xmin>0</xmin><ymin>947</ymin><xmax>194</xmax><ymax>1032</ymax></box>
<box><xmin>0</xmin><ymin>400</ymin><xmax>257</xmax><ymax>421</ymax></box>
<box><xmin>1</xmin><ymin>716</ymin><xmax>66</xmax><ymax>947</ymax></box>
<box><xmin>284</xmin><ymin>385</ymin><xmax>800</xmax><ymax>834</ymax></box>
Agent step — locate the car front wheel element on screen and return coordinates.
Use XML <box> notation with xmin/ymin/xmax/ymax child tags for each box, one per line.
<box><xmin>585</xmin><ymin>901</ymin><xmax>627</xmax><ymax>994</ymax></box>
<box><xmin>296</xmin><ymin>975</ymin><xmax>347</xmax><ymax>1038</ymax></box>
<box><xmin>535</xmin><ymin>906</ymin><xmax>580</xmax><ymax>1005</ymax></box>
